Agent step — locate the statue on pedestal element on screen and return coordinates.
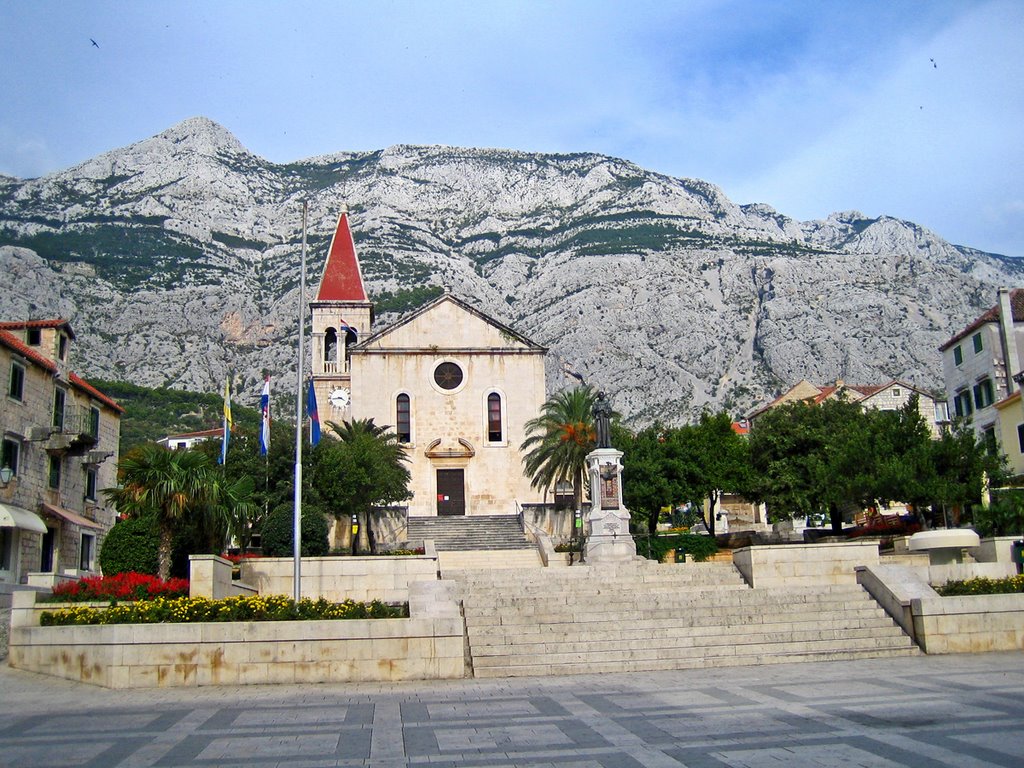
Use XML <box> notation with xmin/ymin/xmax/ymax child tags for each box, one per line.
<box><xmin>593</xmin><ymin>390</ymin><xmax>613</xmax><ymax>449</ymax></box>
<box><xmin>583</xmin><ymin>389</ymin><xmax>636</xmax><ymax>564</ymax></box>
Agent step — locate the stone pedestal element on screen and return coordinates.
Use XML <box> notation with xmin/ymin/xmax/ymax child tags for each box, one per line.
<box><xmin>583</xmin><ymin>448</ymin><xmax>636</xmax><ymax>563</ymax></box>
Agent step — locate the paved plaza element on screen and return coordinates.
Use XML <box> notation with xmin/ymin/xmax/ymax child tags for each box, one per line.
<box><xmin>0</xmin><ymin>652</ymin><xmax>1021</xmax><ymax>768</ymax></box>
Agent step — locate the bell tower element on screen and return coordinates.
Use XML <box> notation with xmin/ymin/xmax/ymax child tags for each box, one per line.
<box><xmin>310</xmin><ymin>205</ymin><xmax>373</xmax><ymax>423</ymax></box>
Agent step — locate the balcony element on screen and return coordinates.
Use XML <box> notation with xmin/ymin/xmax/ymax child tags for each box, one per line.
<box><xmin>46</xmin><ymin>404</ymin><xmax>99</xmax><ymax>453</ymax></box>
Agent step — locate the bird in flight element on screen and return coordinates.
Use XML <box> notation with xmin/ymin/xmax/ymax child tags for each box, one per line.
<box><xmin>929</xmin><ymin>57</ymin><xmax>937</xmax><ymax>68</ymax></box>
<box><xmin>90</xmin><ymin>38</ymin><xmax>100</xmax><ymax>48</ymax></box>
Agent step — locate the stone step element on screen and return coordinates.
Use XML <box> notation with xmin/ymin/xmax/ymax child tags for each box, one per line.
<box><xmin>468</xmin><ymin>614</ymin><xmax>901</xmax><ymax>641</ymax></box>
<box><xmin>408</xmin><ymin>515</ymin><xmax>531</xmax><ymax>551</ymax></box>
<box><xmin>454</xmin><ymin>574</ymin><xmax>750</xmax><ymax>590</ymax></box>
<box><xmin>472</xmin><ymin>646</ymin><xmax>922</xmax><ymax>678</ymax></box>
<box><xmin>461</xmin><ymin>592</ymin><xmax>881</xmax><ymax>618</ymax></box>
<box><xmin>471</xmin><ymin>621</ymin><xmax>906</xmax><ymax>655</ymax></box>
<box><xmin>459</xmin><ymin>581</ymin><xmax>866</xmax><ymax>600</ymax></box>
<box><xmin>465</xmin><ymin>606</ymin><xmax>892</xmax><ymax>632</ymax></box>
<box><xmin>447</xmin><ymin>562</ymin><xmax>742</xmax><ymax>581</ymax></box>
<box><xmin>471</xmin><ymin>630</ymin><xmax>916</xmax><ymax>665</ymax></box>
<box><xmin>438</xmin><ymin>549</ymin><xmax>543</xmax><ymax>573</ymax></box>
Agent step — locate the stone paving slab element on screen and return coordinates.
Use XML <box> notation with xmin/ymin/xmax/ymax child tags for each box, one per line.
<box><xmin>1</xmin><ymin>653</ymin><xmax>1022</xmax><ymax>767</ymax></box>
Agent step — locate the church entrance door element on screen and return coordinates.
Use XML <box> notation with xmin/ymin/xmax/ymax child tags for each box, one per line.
<box><xmin>436</xmin><ymin>469</ymin><xmax>466</xmax><ymax>516</ymax></box>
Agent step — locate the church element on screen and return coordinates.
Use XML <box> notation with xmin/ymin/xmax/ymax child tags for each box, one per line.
<box><xmin>309</xmin><ymin>208</ymin><xmax>548</xmax><ymax>518</ymax></box>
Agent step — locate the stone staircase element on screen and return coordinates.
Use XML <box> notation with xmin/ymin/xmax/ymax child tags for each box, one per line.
<box><xmin>409</xmin><ymin>514</ymin><xmax>543</xmax><ymax>571</ymax></box>
<box><xmin>408</xmin><ymin>515</ymin><xmax>533</xmax><ymax>551</ymax></box>
<box><xmin>450</xmin><ymin>561</ymin><xmax>921</xmax><ymax>677</ymax></box>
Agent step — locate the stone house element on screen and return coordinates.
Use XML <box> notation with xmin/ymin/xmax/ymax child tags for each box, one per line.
<box><xmin>939</xmin><ymin>287</ymin><xmax>1024</xmax><ymax>447</ymax></box>
<box><xmin>0</xmin><ymin>319</ymin><xmax>122</xmax><ymax>586</ymax></box>
<box><xmin>749</xmin><ymin>378</ymin><xmax>949</xmax><ymax>437</ymax></box>
<box><xmin>309</xmin><ymin>209</ymin><xmax>548</xmax><ymax>522</ymax></box>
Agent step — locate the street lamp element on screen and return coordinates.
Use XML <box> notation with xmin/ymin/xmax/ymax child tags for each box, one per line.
<box><xmin>0</xmin><ymin>465</ymin><xmax>13</xmax><ymax>486</ymax></box>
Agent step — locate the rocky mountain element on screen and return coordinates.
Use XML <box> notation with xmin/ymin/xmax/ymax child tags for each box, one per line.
<box><xmin>1</xmin><ymin>116</ymin><xmax>1021</xmax><ymax>424</ymax></box>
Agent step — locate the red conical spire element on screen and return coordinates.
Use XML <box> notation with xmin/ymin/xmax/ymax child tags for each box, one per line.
<box><xmin>315</xmin><ymin>208</ymin><xmax>367</xmax><ymax>302</ymax></box>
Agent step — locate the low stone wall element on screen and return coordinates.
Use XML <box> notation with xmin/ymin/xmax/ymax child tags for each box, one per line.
<box><xmin>7</xmin><ymin>588</ymin><xmax>466</xmax><ymax>687</ymax></box>
<box><xmin>732</xmin><ymin>541</ymin><xmax>880</xmax><ymax>588</ymax></box>
<box><xmin>856</xmin><ymin>563</ymin><xmax>1024</xmax><ymax>653</ymax></box>
<box><xmin>929</xmin><ymin>561</ymin><xmax>1015</xmax><ymax>585</ymax></box>
<box><xmin>911</xmin><ymin>593</ymin><xmax>1024</xmax><ymax>653</ymax></box>
<box><xmin>238</xmin><ymin>554</ymin><xmax>439</xmax><ymax>603</ymax></box>
<box><xmin>189</xmin><ymin>555</ymin><xmax>257</xmax><ymax>599</ymax></box>
<box><xmin>971</xmin><ymin>536</ymin><xmax>1022</xmax><ymax>567</ymax></box>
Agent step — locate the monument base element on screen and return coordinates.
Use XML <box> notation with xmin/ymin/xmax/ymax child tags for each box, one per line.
<box><xmin>583</xmin><ymin>447</ymin><xmax>637</xmax><ymax>564</ymax></box>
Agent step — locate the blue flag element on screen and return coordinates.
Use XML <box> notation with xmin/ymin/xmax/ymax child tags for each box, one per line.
<box><xmin>307</xmin><ymin>378</ymin><xmax>321</xmax><ymax>446</ymax></box>
<box><xmin>259</xmin><ymin>377</ymin><xmax>271</xmax><ymax>456</ymax></box>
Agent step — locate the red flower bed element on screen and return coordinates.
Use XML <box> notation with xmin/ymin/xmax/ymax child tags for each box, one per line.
<box><xmin>49</xmin><ymin>572</ymin><xmax>190</xmax><ymax>603</ymax></box>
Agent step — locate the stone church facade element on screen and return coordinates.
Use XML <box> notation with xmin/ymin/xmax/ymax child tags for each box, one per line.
<box><xmin>310</xmin><ymin>209</ymin><xmax>547</xmax><ymax>518</ymax></box>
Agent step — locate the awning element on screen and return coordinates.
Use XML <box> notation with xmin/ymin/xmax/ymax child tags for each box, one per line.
<box><xmin>0</xmin><ymin>503</ymin><xmax>48</xmax><ymax>533</ymax></box>
<box><xmin>39</xmin><ymin>502</ymin><xmax>103</xmax><ymax>530</ymax></box>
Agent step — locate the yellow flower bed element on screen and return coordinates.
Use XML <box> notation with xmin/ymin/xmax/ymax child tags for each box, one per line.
<box><xmin>40</xmin><ymin>594</ymin><xmax>407</xmax><ymax>626</ymax></box>
<box><xmin>936</xmin><ymin>574</ymin><xmax>1024</xmax><ymax>597</ymax></box>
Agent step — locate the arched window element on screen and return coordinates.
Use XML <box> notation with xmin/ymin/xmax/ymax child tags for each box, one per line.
<box><xmin>324</xmin><ymin>328</ymin><xmax>338</xmax><ymax>363</ymax></box>
<box><xmin>396</xmin><ymin>394</ymin><xmax>411</xmax><ymax>443</ymax></box>
<box><xmin>487</xmin><ymin>392</ymin><xmax>502</xmax><ymax>443</ymax></box>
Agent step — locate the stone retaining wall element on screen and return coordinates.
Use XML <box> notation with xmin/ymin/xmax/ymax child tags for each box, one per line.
<box><xmin>856</xmin><ymin>563</ymin><xmax>1024</xmax><ymax>653</ymax></box>
<box><xmin>7</xmin><ymin>586</ymin><xmax>466</xmax><ymax>687</ymax></box>
<box><xmin>732</xmin><ymin>541</ymin><xmax>879</xmax><ymax>588</ymax></box>
<box><xmin>239</xmin><ymin>554</ymin><xmax>439</xmax><ymax>603</ymax></box>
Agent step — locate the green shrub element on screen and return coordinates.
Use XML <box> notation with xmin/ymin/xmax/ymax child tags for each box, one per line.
<box><xmin>40</xmin><ymin>595</ymin><xmax>407</xmax><ymax>626</ymax></box>
<box><xmin>635</xmin><ymin>533</ymin><xmax>718</xmax><ymax>563</ymax></box>
<box><xmin>973</xmin><ymin>495</ymin><xmax>1024</xmax><ymax>537</ymax></box>
<box><xmin>260</xmin><ymin>503</ymin><xmax>329</xmax><ymax>557</ymax></box>
<box><xmin>936</xmin><ymin>575</ymin><xmax>1024</xmax><ymax>596</ymax></box>
<box><xmin>98</xmin><ymin>516</ymin><xmax>159</xmax><ymax>576</ymax></box>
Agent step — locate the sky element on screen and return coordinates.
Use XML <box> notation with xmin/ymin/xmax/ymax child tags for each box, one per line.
<box><xmin>2</xmin><ymin>0</ymin><xmax>1023</xmax><ymax>256</ymax></box>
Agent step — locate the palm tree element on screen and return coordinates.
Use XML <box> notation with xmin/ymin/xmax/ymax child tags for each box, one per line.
<box><xmin>104</xmin><ymin>444</ymin><xmax>218</xmax><ymax>580</ymax></box>
<box><xmin>520</xmin><ymin>386</ymin><xmax>598</xmax><ymax>510</ymax></box>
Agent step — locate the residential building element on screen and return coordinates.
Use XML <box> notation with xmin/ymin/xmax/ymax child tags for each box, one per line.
<box><xmin>939</xmin><ymin>287</ymin><xmax>1024</xmax><ymax>446</ymax></box>
<box><xmin>0</xmin><ymin>319</ymin><xmax>122</xmax><ymax>586</ymax></box>
<box><xmin>309</xmin><ymin>208</ymin><xmax>547</xmax><ymax>519</ymax></box>
<box><xmin>157</xmin><ymin>428</ymin><xmax>222</xmax><ymax>451</ymax></box>
<box><xmin>993</xmin><ymin>391</ymin><xmax>1024</xmax><ymax>479</ymax></box>
<box><xmin>749</xmin><ymin>378</ymin><xmax>949</xmax><ymax>438</ymax></box>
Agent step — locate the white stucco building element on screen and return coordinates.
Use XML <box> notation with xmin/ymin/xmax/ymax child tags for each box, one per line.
<box><xmin>939</xmin><ymin>287</ymin><xmax>1024</xmax><ymax>445</ymax></box>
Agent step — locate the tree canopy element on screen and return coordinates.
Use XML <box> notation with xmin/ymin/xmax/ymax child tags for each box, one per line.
<box><xmin>747</xmin><ymin>397</ymin><xmax>1005</xmax><ymax>529</ymax></box>
<box><xmin>618</xmin><ymin>412</ymin><xmax>750</xmax><ymax>536</ymax></box>
<box><xmin>307</xmin><ymin>418</ymin><xmax>412</xmax><ymax>553</ymax></box>
<box><xmin>103</xmin><ymin>443</ymin><xmax>254</xmax><ymax>579</ymax></box>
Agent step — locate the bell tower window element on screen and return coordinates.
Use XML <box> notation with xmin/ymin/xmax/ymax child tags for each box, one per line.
<box><xmin>324</xmin><ymin>328</ymin><xmax>338</xmax><ymax>373</ymax></box>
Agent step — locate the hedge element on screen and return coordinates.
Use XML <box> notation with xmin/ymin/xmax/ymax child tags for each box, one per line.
<box><xmin>98</xmin><ymin>516</ymin><xmax>160</xmax><ymax>576</ymax></box>
<box><xmin>634</xmin><ymin>533</ymin><xmax>718</xmax><ymax>563</ymax></box>
<box><xmin>260</xmin><ymin>503</ymin><xmax>329</xmax><ymax>557</ymax></box>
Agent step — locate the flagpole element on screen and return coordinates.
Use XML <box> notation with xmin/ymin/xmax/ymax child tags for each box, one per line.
<box><xmin>293</xmin><ymin>200</ymin><xmax>307</xmax><ymax>602</ymax></box>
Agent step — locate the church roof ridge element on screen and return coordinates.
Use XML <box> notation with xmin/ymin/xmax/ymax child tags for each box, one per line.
<box><xmin>357</xmin><ymin>293</ymin><xmax>547</xmax><ymax>352</ymax></box>
<box><xmin>314</xmin><ymin>209</ymin><xmax>367</xmax><ymax>302</ymax></box>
